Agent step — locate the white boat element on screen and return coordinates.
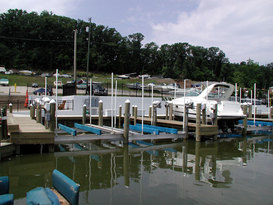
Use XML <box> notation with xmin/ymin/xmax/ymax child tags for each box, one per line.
<box><xmin>169</xmin><ymin>82</ymin><xmax>245</xmax><ymax>130</ymax></box>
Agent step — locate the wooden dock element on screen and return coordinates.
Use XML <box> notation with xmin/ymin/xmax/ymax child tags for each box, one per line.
<box><xmin>7</xmin><ymin>113</ymin><xmax>54</xmax><ymax>144</ymax></box>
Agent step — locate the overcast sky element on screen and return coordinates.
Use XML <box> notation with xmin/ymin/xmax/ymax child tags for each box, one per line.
<box><xmin>1</xmin><ymin>0</ymin><xmax>273</xmax><ymax>65</ymax></box>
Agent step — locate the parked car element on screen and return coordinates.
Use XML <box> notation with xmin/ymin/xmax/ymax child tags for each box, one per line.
<box><xmin>0</xmin><ymin>78</ymin><xmax>9</xmax><ymax>86</ymax></box>
<box><xmin>87</xmin><ymin>83</ymin><xmax>108</xmax><ymax>96</ymax></box>
<box><xmin>32</xmin><ymin>83</ymin><xmax>38</xmax><ymax>88</ymax></box>
<box><xmin>33</xmin><ymin>88</ymin><xmax>53</xmax><ymax>95</ymax></box>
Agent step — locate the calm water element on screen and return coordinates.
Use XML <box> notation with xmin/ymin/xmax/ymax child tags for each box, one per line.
<box><xmin>1</xmin><ymin>136</ymin><xmax>273</xmax><ymax>205</ymax></box>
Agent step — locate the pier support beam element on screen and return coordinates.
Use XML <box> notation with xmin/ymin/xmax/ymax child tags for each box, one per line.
<box><xmin>98</xmin><ymin>100</ymin><xmax>103</xmax><ymax>126</ymax></box>
<box><xmin>82</xmin><ymin>104</ymin><xmax>86</xmax><ymax>124</ymax></box>
<box><xmin>49</xmin><ymin>101</ymin><xmax>56</xmax><ymax>132</ymax></box>
<box><xmin>123</xmin><ymin>100</ymin><xmax>130</xmax><ymax>144</ymax></box>
<box><xmin>243</xmin><ymin>105</ymin><xmax>247</xmax><ymax>135</ymax></box>
<box><xmin>196</xmin><ymin>103</ymin><xmax>201</xmax><ymax>142</ymax></box>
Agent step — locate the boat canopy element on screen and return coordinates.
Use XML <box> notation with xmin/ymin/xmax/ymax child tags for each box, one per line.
<box><xmin>198</xmin><ymin>83</ymin><xmax>234</xmax><ymax>101</ymax></box>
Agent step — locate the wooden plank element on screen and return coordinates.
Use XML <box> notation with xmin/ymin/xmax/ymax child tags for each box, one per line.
<box><xmin>74</xmin><ymin>123</ymin><xmax>101</xmax><ymax>135</ymax></box>
<box><xmin>58</xmin><ymin>124</ymin><xmax>76</xmax><ymax>136</ymax></box>
<box><xmin>135</xmin><ymin>123</ymin><xmax>178</xmax><ymax>134</ymax></box>
<box><xmin>129</xmin><ymin>125</ymin><xmax>160</xmax><ymax>135</ymax></box>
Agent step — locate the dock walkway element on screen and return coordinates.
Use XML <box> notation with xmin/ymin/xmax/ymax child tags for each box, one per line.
<box><xmin>7</xmin><ymin>113</ymin><xmax>54</xmax><ymax>144</ymax></box>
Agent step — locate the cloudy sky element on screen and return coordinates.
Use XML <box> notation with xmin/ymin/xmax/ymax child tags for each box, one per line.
<box><xmin>1</xmin><ymin>0</ymin><xmax>273</xmax><ymax>65</ymax></box>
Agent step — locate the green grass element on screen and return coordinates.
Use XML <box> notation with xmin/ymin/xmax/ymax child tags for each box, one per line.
<box><xmin>0</xmin><ymin>73</ymin><xmax>174</xmax><ymax>88</ymax></box>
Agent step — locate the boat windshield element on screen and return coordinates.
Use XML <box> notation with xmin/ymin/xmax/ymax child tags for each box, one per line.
<box><xmin>207</xmin><ymin>86</ymin><xmax>230</xmax><ymax>100</ymax></box>
<box><xmin>185</xmin><ymin>88</ymin><xmax>201</xmax><ymax>96</ymax></box>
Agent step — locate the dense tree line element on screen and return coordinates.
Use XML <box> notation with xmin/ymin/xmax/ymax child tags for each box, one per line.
<box><xmin>0</xmin><ymin>9</ymin><xmax>272</xmax><ymax>89</ymax></box>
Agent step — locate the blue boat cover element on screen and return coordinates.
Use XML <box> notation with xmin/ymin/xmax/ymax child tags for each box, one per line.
<box><xmin>52</xmin><ymin>169</ymin><xmax>80</xmax><ymax>205</ymax></box>
<box><xmin>26</xmin><ymin>187</ymin><xmax>60</xmax><ymax>205</ymax></box>
<box><xmin>0</xmin><ymin>194</ymin><xmax>14</xmax><ymax>205</ymax></box>
<box><xmin>0</xmin><ymin>176</ymin><xmax>9</xmax><ymax>195</ymax></box>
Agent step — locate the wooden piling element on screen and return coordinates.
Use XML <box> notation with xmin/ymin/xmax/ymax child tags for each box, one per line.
<box><xmin>123</xmin><ymin>100</ymin><xmax>130</xmax><ymax>144</ymax></box>
<box><xmin>202</xmin><ymin>105</ymin><xmax>206</xmax><ymax>124</ymax></box>
<box><xmin>30</xmin><ymin>104</ymin><xmax>35</xmax><ymax>119</ymax></box>
<box><xmin>49</xmin><ymin>101</ymin><xmax>56</xmax><ymax>131</ymax></box>
<box><xmin>243</xmin><ymin>105</ymin><xmax>247</xmax><ymax>135</ymax></box>
<box><xmin>196</xmin><ymin>103</ymin><xmax>201</xmax><ymax>142</ymax></box>
<box><xmin>149</xmin><ymin>105</ymin><xmax>152</xmax><ymax>118</ymax></box>
<box><xmin>36</xmin><ymin>104</ymin><xmax>41</xmax><ymax>123</ymax></box>
<box><xmin>169</xmin><ymin>103</ymin><xmax>173</xmax><ymax>121</ymax></box>
<box><xmin>152</xmin><ymin>102</ymin><xmax>157</xmax><ymax>126</ymax></box>
<box><xmin>98</xmin><ymin>100</ymin><xmax>103</xmax><ymax>126</ymax></box>
<box><xmin>248</xmin><ymin>105</ymin><xmax>252</xmax><ymax>118</ymax></box>
<box><xmin>165</xmin><ymin>104</ymin><xmax>169</xmax><ymax>120</ymax></box>
<box><xmin>134</xmin><ymin>106</ymin><xmax>138</xmax><ymax>125</ymax></box>
<box><xmin>119</xmin><ymin>105</ymin><xmax>122</xmax><ymax>128</ymax></box>
<box><xmin>270</xmin><ymin>107</ymin><xmax>273</xmax><ymax>119</ymax></box>
<box><xmin>82</xmin><ymin>104</ymin><xmax>86</xmax><ymax>124</ymax></box>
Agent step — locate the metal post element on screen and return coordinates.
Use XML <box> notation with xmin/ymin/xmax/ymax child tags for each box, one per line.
<box><xmin>124</xmin><ymin>100</ymin><xmax>130</xmax><ymax>144</ymax></box>
<box><xmin>196</xmin><ymin>103</ymin><xmax>201</xmax><ymax>142</ymax></box>
<box><xmin>73</xmin><ymin>29</ymin><xmax>77</xmax><ymax>82</ymax></box>
<box><xmin>183</xmin><ymin>105</ymin><xmax>189</xmax><ymax>139</ymax></box>
<box><xmin>86</xmin><ymin>18</ymin><xmax>91</xmax><ymax>94</ymax></box>
<box><xmin>98</xmin><ymin>100</ymin><xmax>103</xmax><ymax>126</ymax></box>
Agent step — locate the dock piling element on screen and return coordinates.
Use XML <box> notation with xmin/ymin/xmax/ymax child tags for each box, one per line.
<box><xmin>49</xmin><ymin>101</ymin><xmax>56</xmax><ymax>131</ymax></box>
<box><xmin>98</xmin><ymin>100</ymin><xmax>103</xmax><ymax>126</ymax></box>
<box><xmin>9</xmin><ymin>103</ymin><xmax>12</xmax><ymax>113</ymax></box>
<box><xmin>82</xmin><ymin>104</ymin><xmax>86</xmax><ymax>124</ymax></box>
<box><xmin>119</xmin><ymin>105</ymin><xmax>122</xmax><ymax>128</ymax></box>
<box><xmin>165</xmin><ymin>104</ymin><xmax>169</xmax><ymax>120</ymax></box>
<box><xmin>248</xmin><ymin>105</ymin><xmax>252</xmax><ymax>118</ymax></box>
<box><xmin>202</xmin><ymin>105</ymin><xmax>206</xmax><ymax>124</ymax></box>
<box><xmin>243</xmin><ymin>105</ymin><xmax>247</xmax><ymax>135</ymax></box>
<box><xmin>30</xmin><ymin>104</ymin><xmax>35</xmax><ymax>119</ymax></box>
<box><xmin>123</xmin><ymin>100</ymin><xmax>130</xmax><ymax>144</ymax></box>
<box><xmin>183</xmin><ymin>105</ymin><xmax>189</xmax><ymax>139</ymax></box>
<box><xmin>134</xmin><ymin>106</ymin><xmax>138</xmax><ymax>125</ymax></box>
<box><xmin>169</xmin><ymin>103</ymin><xmax>173</xmax><ymax>121</ymax></box>
<box><xmin>36</xmin><ymin>104</ymin><xmax>41</xmax><ymax>123</ymax></box>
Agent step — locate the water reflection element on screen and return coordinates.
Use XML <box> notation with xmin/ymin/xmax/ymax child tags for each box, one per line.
<box><xmin>1</xmin><ymin>136</ymin><xmax>273</xmax><ymax>204</ymax></box>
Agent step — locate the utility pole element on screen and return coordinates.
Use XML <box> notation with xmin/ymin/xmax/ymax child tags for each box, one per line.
<box><xmin>73</xmin><ymin>29</ymin><xmax>77</xmax><ymax>82</ymax></box>
<box><xmin>86</xmin><ymin>18</ymin><xmax>91</xmax><ymax>94</ymax></box>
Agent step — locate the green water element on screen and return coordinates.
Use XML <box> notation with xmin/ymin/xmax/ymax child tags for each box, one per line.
<box><xmin>1</xmin><ymin>136</ymin><xmax>273</xmax><ymax>205</ymax></box>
